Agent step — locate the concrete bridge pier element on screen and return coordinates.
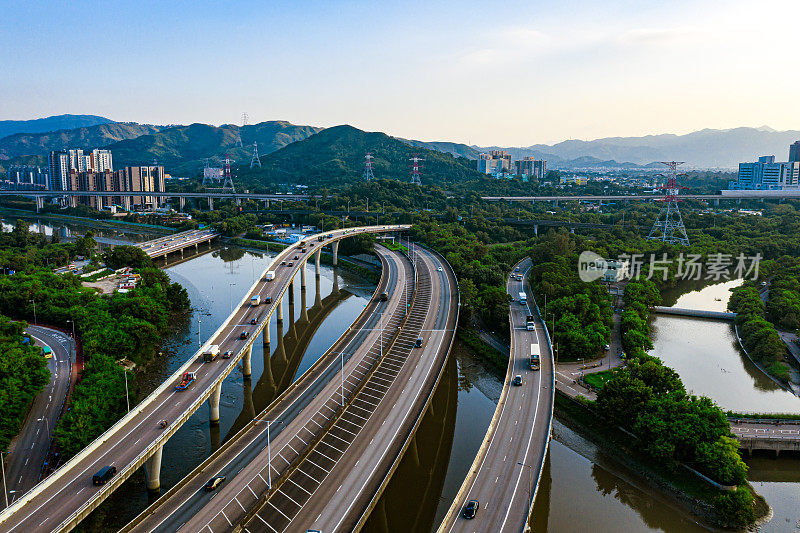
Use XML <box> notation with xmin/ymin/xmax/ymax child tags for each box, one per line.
<box><xmin>288</xmin><ymin>300</ymin><xmax>298</xmax><ymax>339</ymax></box>
<box><xmin>315</xmin><ymin>274</ymin><xmax>322</xmax><ymax>307</ymax></box>
<box><xmin>714</xmin><ymin>198</ymin><xmax>720</xmax><ymax>206</ymax></box>
<box><xmin>35</xmin><ymin>196</ymin><xmax>44</xmax><ymax>212</ymax></box>
<box><xmin>242</xmin><ymin>344</ymin><xmax>252</xmax><ymax>377</ymax></box>
<box><xmin>263</xmin><ymin>323</ymin><xmax>271</xmax><ymax>345</ymax></box>
<box><xmin>235</xmin><ymin>197</ymin><xmax>241</xmax><ymax>206</ymax></box>
<box><xmin>332</xmin><ymin>266</ymin><xmax>340</xmax><ymax>295</ymax></box>
<box><xmin>208</xmin><ymin>197</ymin><xmax>214</xmax><ymax>211</ymax></box>
<box><xmin>209</xmin><ymin>383</ymin><xmax>222</xmax><ymax>424</ymax></box>
<box><xmin>553</xmin><ymin>199</ymin><xmax>558</xmax><ymax>208</ymax></box>
<box><xmin>179</xmin><ymin>196</ymin><xmax>186</xmax><ymax>211</ymax></box>
<box><xmin>315</xmin><ymin>249</ymin><xmax>321</xmax><ymax>277</ymax></box>
<box><xmin>533</xmin><ymin>224</ymin><xmax>538</xmax><ymax>236</ymax></box>
<box><xmin>276</xmin><ymin>297</ymin><xmax>283</xmax><ymax>324</ymax></box>
<box><xmin>96</xmin><ymin>195</ymin><xmax>104</xmax><ymax>211</ymax></box>
<box><xmin>144</xmin><ymin>445</ymin><xmax>163</xmax><ymax>492</ymax></box>
<box><xmin>122</xmin><ymin>196</ymin><xmax>131</xmax><ymax>211</ymax></box>
<box><xmin>288</xmin><ymin>281</ymin><xmax>295</xmax><ymax>305</ymax></box>
<box><xmin>301</xmin><ymin>261</ymin><xmax>307</xmax><ymax>289</ymax></box>
<box><xmin>332</xmin><ymin>240</ymin><xmax>340</xmax><ymax>266</ymax></box>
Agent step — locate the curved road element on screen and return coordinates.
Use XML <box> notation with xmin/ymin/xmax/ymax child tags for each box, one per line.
<box><xmin>439</xmin><ymin>257</ymin><xmax>554</xmax><ymax>533</ymax></box>
<box><xmin>124</xmin><ymin>245</ymin><xmax>407</xmax><ymax>532</ymax></box>
<box><xmin>2</xmin><ymin>326</ymin><xmax>72</xmax><ymax>508</ymax></box>
<box><xmin>0</xmin><ymin>224</ymin><xmax>408</xmax><ymax>533</ymax></box>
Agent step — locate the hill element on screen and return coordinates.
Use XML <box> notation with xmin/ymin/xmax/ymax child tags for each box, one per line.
<box><xmin>401</xmin><ymin>139</ymin><xmax>480</xmax><ymax>159</ymax></box>
<box><xmin>237</xmin><ymin>125</ymin><xmax>485</xmax><ymax>187</ymax></box>
<box><xmin>0</xmin><ymin>123</ymin><xmax>164</xmax><ymax>161</ymax></box>
<box><xmin>106</xmin><ymin>120</ymin><xmax>321</xmax><ymax>174</ymax></box>
<box><xmin>478</xmin><ymin>126</ymin><xmax>800</xmax><ymax>169</ymax></box>
<box><xmin>0</xmin><ymin>114</ymin><xmax>113</xmax><ymax>140</ymax></box>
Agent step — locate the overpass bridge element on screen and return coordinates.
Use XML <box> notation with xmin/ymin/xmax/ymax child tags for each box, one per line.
<box><xmin>0</xmin><ymin>224</ymin><xmax>409</xmax><ymax>533</ymax></box>
<box><xmin>439</xmin><ymin>258</ymin><xmax>554</xmax><ymax>533</ymax></box>
<box><xmin>729</xmin><ymin>419</ymin><xmax>800</xmax><ymax>456</ymax></box>
<box><xmin>652</xmin><ymin>307</ymin><xmax>736</xmax><ymax>320</ymax></box>
<box><xmin>124</xmin><ymin>243</ymin><xmax>459</xmax><ymax>533</ymax></box>
<box><xmin>481</xmin><ymin>189</ymin><xmax>800</xmax><ymax>203</ymax></box>
<box><xmin>135</xmin><ymin>228</ymin><xmax>220</xmax><ymax>259</ymax></box>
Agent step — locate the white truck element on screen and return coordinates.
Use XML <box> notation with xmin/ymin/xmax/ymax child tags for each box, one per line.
<box><xmin>518</xmin><ymin>291</ymin><xmax>527</xmax><ymax>305</ymax></box>
<box><xmin>203</xmin><ymin>345</ymin><xmax>220</xmax><ymax>363</ymax></box>
<box><xmin>250</xmin><ymin>295</ymin><xmax>261</xmax><ymax>306</ymax></box>
<box><xmin>264</xmin><ymin>271</ymin><xmax>275</xmax><ymax>282</ymax></box>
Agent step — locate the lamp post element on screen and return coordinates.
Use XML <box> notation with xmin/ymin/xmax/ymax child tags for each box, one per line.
<box><xmin>28</xmin><ymin>299</ymin><xmax>36</xmax><ymax>325</ymax></box>
<box><xmin>0</xmin><ymin>450</ymin><xmax>8</xmax><ymax>508</ymax></box>
<box><xmin>255</xmin><ymin>419</ymin><xmax>274</xmax><ymax>490</ymax></box>
<box><xmin>122</xmin><ymin>367</ymin><xmax>130</xmax><ymax>412</ymax></box>
<box><xmin>229</xmin><ymin>282</ymin><xmax>237</xmax><ymax>313</ymax></box>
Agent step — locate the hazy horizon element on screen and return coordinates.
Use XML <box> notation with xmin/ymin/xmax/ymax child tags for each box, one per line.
<box><xmin>3</xmin><ymin>0</ymin><xmax>799</xmax><ymax>146</ymax></box>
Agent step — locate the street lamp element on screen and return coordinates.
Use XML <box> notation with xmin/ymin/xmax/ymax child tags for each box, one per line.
<box><xmin>66</xmin><ymin>319</ymin><xmax>75</xmax><ymax>362</ymax></box>
<box><xmin>229</xmin><ymin>282</ymin><xmax>237</xmax><ymax>313</ymax></box>
<box><xmin>517</xmin><ymin>461</ymin><xmax>534</xmax><ymax>521</ymax></box>
<box><xmin>122</xmin><ymin>366</ymin><xmax>130</xmax><ymax>412</ymax></box>
<box><xmin>1</xmin><ymin>450</ymin><xmax>9</xmax><ymax>508</ymax></box>
<box><xmin>28</xmin><ymin>299</ymin><xmax>36</xmax><ymax>325</ymax></box>
<box><xmin>255</xmin><ymin>419</ymin><xmax>274</xmax><ymax>490</ymax></box>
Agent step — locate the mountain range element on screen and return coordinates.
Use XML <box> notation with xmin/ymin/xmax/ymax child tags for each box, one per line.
<box><xmin>476</xmin><ymin>127</ymin><xmax>800</xmax><ymax>169</ymax></box>
<box><xmin>0</xmin><ymin>114</ymin><xmax>113</xmax><ymax>139</ymax></box>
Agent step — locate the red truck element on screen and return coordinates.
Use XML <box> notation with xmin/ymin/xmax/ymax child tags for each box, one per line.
<box><xmin>175</xmin><ymin>371</ymin><xmax>196</xmax><ymax>391</ymax></box>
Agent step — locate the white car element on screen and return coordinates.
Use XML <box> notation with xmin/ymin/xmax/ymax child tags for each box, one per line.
<box><xmin>437</xmin><ymin>266</ymin><xmax>443</xmax><ymax>272</ymax></box>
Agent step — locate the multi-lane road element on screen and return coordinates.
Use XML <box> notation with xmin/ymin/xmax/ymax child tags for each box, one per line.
<box><xmin>136</xmin><ymin>228</ymin><xmax>218</xmax><ymax>258</ymax></box>
<box><xmin>0</xmin><ymin>224</ymin><xmax>408</xmax><ymax>533</ymax></box>
<box><xmin>125</xmin><ymin>244</ymin><xmax>408</xmax><ymax>532</ymax></box>
<box><xmin>439</xmin><ymin>257</ymin><xmax>554</xmax><ymax>533</ymax></box>
<box><xmin>2</xmin><ymin>326</ymin><xmax>72</xmax><ymax>509</ymax></box>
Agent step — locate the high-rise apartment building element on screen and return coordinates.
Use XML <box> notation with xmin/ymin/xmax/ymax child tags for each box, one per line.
<box><xmin>515</xmin><ymin>157</ymin><xmax>547</xmax><ymax>181</ymax></box>
<box><xmin>2</xmin><ymin>165</ymin><xmax>50</xmax><ymax>190</ymax></box>
<box><xmin>477</xmin><ymin>151</ymin><xmax>512</xmax><ymax>176</ymax></box>
<box><xmin>49</xmin><ymin>148</ymin><xmax>113</xmax><ymax>191</ymax></box>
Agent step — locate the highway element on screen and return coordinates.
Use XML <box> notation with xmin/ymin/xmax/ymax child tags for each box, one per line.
<box><xmin>2</xmin><ymin>326</ymin><xmax>72</xmax><ymax>508</ymax></box>
<box><xmin>248</xmin><ymin>244</ymin><xmax>459</xmax><ymax>533</ymax></box>
<box><xmin>439</xmin><ymin>257</ymin><xmax>554</xmax><ymax>533</ymax></box>
<box><xmin>0</xmin><ymin>224</ymin><xmax>408</xmax><ymax>533</ymax></box>
<box><xmin>124</xmin><ymin>244</ymin><xmax>408</xmax><ymax>532</ymax></box>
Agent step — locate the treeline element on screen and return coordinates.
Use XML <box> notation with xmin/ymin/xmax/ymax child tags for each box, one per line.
<box><xmin>728</xmin><ymin>283</ymin><xmax>789</xmax><ymax>381</ymax></box>
<box><xmin>0</xmin><ymin>316</ymin><xmax>50</xmax><ymax>452</ymax></box>
<box><xmin>528</xmin><ymin>231</ymin><xmax>613</xmax><ymax>360</ymax></box>
<box><xmin>0</xmin><ymin>225</ymin><xmax>190</xmax><ymax>458</ymax></box>
<box><xmin>620</xmin><ymin>279</ymin><xmax>660</xmax><ymax>354</ymax></box>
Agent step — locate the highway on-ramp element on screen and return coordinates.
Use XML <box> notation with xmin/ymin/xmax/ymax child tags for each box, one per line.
<box><xmin>439</xmin><ymin>257</ymin><xmax>554</xmax><ymax>533</ymax></box>
<box><xmin>0</xmin><ymin>224</ymin><xmax>408</xmax><ymax>533</ymax></box>
<box><xmin>2</xmin><ymin>326</ymin><xmax>72</xmax><ymax>508</ymax></box>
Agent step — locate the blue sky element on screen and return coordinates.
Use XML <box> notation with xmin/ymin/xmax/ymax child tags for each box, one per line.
<box><xmin>1</xmin><ymin>0</ymin><xmax>798</xmax><ymax>145</ymax></box>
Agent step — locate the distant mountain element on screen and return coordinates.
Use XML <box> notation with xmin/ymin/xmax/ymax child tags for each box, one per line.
<box><xmin>401</xmin><ymin>139</ymin><xmax>480</xmax><ymax>159</ymax></box>
<box><xmin>237</xmin><ymin>125</ymin><xmax>484</xmax><ymax>186</ymax></box>
<box><xmin>106</xmin><ymin>121</ymin><xmax>321</xmax><ymax>174</ymax></box>
<box><xmin>0</xmin><ymin>123</ymin><xmax>165</xmax><ymax>161</ymax></box>
<box><xmin>0</xmin><ymin>114</ymin><xmax>113</xmax><ymax>140</ymax></box>
<box><xmin>478</xmin><ymin>127</ymin><xmax>800</xmax><ymax>169</ymax></box>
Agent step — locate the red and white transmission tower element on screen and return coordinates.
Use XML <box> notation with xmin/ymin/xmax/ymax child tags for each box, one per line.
<box><xmin>410</xmin><ymin>153</ymin><xmax>424</xmax><ymax>185</ymax></box>
<box><xmin>363</xmin><ymin>152</ymin><xmax>375</xmax><ymax>181</ymax></box>
<box><xmin>222</xmin><ymin>153</ymin><xmax>237</xmax><ymax>193</ymax></box>
<box><xmin>647</xmin><ymin>161</ymin><xmax>689</xmax><ymax>245</ymax></box>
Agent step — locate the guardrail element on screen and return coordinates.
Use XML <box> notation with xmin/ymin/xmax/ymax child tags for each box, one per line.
<box><xmin>0</xmin><ymin>224</ymin><xmax>410</xmax><ymax>532</ymax></box>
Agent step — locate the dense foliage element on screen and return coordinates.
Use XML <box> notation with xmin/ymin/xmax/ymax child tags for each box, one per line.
<box><xmin>0</xmin><ymin>221</ymin><xmax>190</xmax><ymax>458</ymax></box>
<box><xmin>0</xmin><ymin>316</ymin><xmax>49</xmax><ymax>452</ymax></box>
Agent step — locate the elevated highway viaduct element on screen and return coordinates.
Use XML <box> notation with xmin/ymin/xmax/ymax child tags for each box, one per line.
<box><xmin>0</xmin><ymin>224</ymin><xmax>409</xmax><ymax>533</ymax></box>
<box><xmin>439</xmin><ymin>257</ymin><xmax>554</xmax><ymax>533</ymax></box>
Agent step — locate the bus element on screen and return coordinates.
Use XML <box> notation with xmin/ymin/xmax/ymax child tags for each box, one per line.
<box><xmin>530</xmin><ymin>343</ymin><xmax>540</xmax><ymax>371</ymax></box>
<box><xmin>518</xmin><ymin>291</ymin><xmax>527</xmax><ymax>305</ymax></box>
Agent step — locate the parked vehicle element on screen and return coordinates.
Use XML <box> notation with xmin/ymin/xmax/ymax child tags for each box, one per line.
<box><xmin>203</xmin><ymin>345</ymin><xmax>220</xmax><ymax>363</ymax></box>
<box><xmin>175</xmin><ymin>372</ymin><xmax>196</xmax><ymax>390</ymax></box>
<box><xmin>93</xmin><ymin>465</ymin><xmax>117</xmax><ymax>486</ymax></box>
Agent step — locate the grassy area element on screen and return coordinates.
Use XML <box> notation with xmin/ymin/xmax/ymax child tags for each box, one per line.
<box><xmin>582</xmin><ymin>369</ymin><xmax>616</xmax><ymax>390</ymax></box>
<box><xmin>456</xmin><ymin>328</ymin><xmax>507</xmax><ymax>376</ymax></box>
<box><xmin>382</xmin><ymin>241</ymin><xmax>408</xmax><ymax>252</ymax></box>
<box><xmin>554</xmin><ymin>392</ymin><xmax>769</xmax><ymax>528</ymax></box>
<box><xmin>81</xmin><ymin>268</ymin><xmax>115</xmax><ymax>282</ymax></box>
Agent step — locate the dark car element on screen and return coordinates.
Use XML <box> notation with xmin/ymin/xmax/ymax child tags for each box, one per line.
<box><xmin>280</xmin><ymin>260</ymin><xmax>287</xmax><ymax>266</ymax></box>
<box><xmin>512</xmin><ymin>375</ymin><xmax>523</xmax><ymax>386</ymax></box>
<box><xmin>515</xmin><ymin>266</ymin><xmax>520</xmax><ymax>272</ymax></box>
<box><xmin>415</xmin><ymin>338</ymin><xmax>423</xmax><ymax>348</ymax></box>
<box><xmin>250</xmin><ymin>318</ymin><xmax>258</xmax><ymax>325</ymax></box>
<box><xmin>223</xmin><ymin>350</ymin><xmax>232</xmax><ymax>359</ymax></box>
<box><xmin>379</xmin><ymin>292</ymin><xmax>388</xmax><ymax>302</ymax></box>
<box><xmin>288</xmin><ymin>262</ymin><xmax>294</xmax><ymax>267</ymax></box>
<box><xmin>462</xmin><ymin>500</ymin><xmax>479</xmax><ymax>519</ymax></box>
<box><xmin>205</xmin><ymin>475</ymin><xmax>226</xmax><ymax>491</ymax></box>
<box><xmin>265</xmin><ymin>296</ymin><xmax>272</xmax><ymax>304</ymax></box>
<box><xmin>293</xmin><ymin>255</ymin><xmax>299</xmax><ymax>260</ymax></box>
<box><xmin>240</xmin><ymin>331</ymin><xmax>249</xmax><ymax>340</ymax></box>
<box><xmin>93</xmin><ymin>465</ymin><xmax>117</xmax><ymax>485</ymax></box>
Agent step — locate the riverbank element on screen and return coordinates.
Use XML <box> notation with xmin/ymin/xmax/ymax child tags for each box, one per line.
<box><xmin>553</xmin><ymin>391</ymin><xmax>771</xmax><ymax>529</ymax></box>
<box><xmin>0</xmin><ymin>206</ymin><xmax>176</xmax><ymax>233</ymax></box>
